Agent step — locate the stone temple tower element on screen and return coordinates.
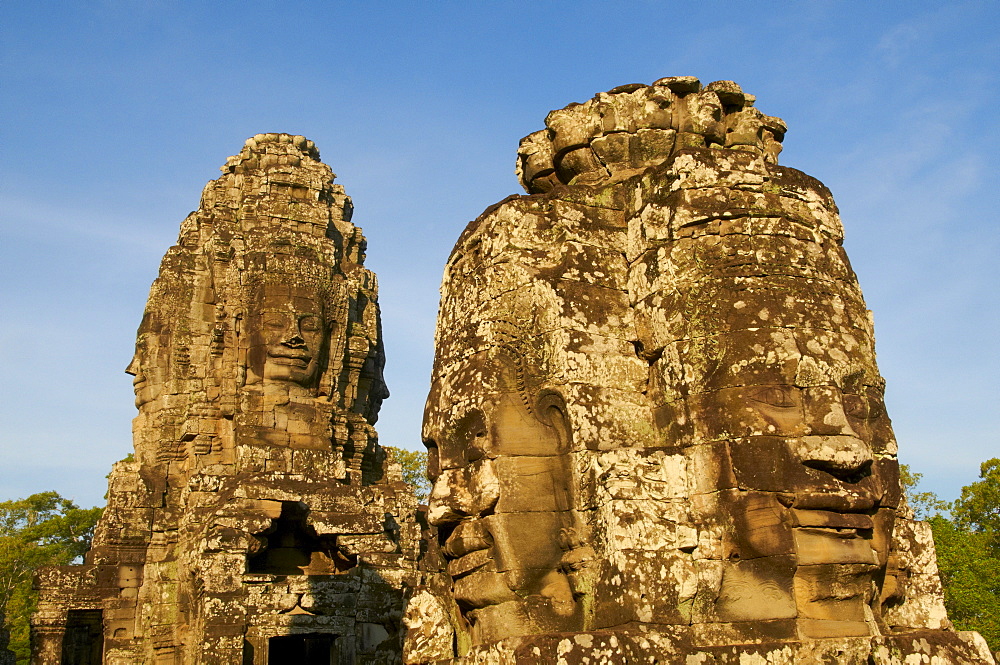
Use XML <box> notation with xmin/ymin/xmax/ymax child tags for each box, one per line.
<box><xmin>33</xmin><ymin>134</ymin><xmax>418</xmax><ymax>664</ymax></box>
<box><xmin>404</xmin><ymin>79</ymin><xmax>994</xmax><ymax>663</ymax></box>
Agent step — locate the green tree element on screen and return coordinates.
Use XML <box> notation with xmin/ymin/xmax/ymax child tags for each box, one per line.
<box><xmin>0</xmin><ymin>492</ymin><xmax>102</xmax><ymax>664</ymax></box>
<box><xmin>385</xmin><ymin>447</ymin><xmax>431</xmax><ymax>503</ymax></box>
<box><xmin>928</xmin><ymin>515</ymin><xmax>1000</xmax><ymax>648</ymax></box>
<box><xmin>903</xmin><ymin>461</ymin><xmax>1000</xmax><ymax>650</ymax></box>
<box><xmin>899</xmin><ymin>464</ymin><xmax>952</xmax><ymax>519</ymax></box>
<box><xmin>939</xmin><ymin>458</ymin><xmax>1000</xmax><ymax>649</ymax></box>
<box><xmin>953</xmin><ymin>458</ymin><xmax>1000</xmax><ymax>545</ymax></box>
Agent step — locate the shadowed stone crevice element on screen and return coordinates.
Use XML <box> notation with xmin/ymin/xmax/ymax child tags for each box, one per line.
<box><xmin>247</xmin><ymin>501</ymin><xmax>357</xmax><ymax>576</ymax></box>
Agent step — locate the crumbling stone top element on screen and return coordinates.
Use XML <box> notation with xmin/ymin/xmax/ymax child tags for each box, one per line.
<box><xmin>222</xmin><ymin>132</ymin><xmax>322</xmax><ymax>172</ymax></box>
<box><xmin>516</xmin><ymin>76</ymin><xmax>787</xmax><ymax>193</ymax></box>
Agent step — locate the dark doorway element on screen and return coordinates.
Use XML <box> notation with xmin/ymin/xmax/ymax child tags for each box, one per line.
<box><xmin>267</xmin><ymin>634</ymin><xmax>335</xmax><ymax>665</ymax></box>
<box><xmin>61</xmin><ymin>610</ymin><xmax>103</xmax><ymax>665</ymax></box>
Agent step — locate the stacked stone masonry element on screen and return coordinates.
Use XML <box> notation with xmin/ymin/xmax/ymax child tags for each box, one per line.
<box><xmin>404</xmin><ymin>79</ymin><xmax>995</xmax><ymax>664</ymax></box>
<box><xmin>31</xmin><ymin>80</ymin><xmax>994</xmax><ymax>665</ymax></box>
<box><xmin>33</xmin><ymin>133</ymin><xmax>418</xmax><ymax>665</ymax></box>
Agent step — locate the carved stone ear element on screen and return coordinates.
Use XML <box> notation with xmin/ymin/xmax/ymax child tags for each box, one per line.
<box><xmin>535</xmin><ymin>391</ymin><xmax>571</xmax><ymax>451</ymax></box>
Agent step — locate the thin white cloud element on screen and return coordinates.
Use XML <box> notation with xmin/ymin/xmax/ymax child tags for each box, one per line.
<box><xmin>0</xmin><ymin>194</ymin><xmax>175</xmax><ymax>251</ymax></box>
<box><xmin>877</xmin><ymin>22</ymin><xmax>924</xmax><ymax>68</ymax></box>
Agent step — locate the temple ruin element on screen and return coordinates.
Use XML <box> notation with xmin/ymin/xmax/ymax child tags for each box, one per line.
<box><xmin>29</xmin><ymin>80</ymin><xmax>994</xmax><ymax>664</ymax></box>
<box><xmin>33</xmin><ymin>134</ymin><xmax>419</xmax><ymax>664</ymax></box>
<box><xmin>404</xmin><ymin>78</ymin><xmax>995</xmax><ymax>663</ymax></box>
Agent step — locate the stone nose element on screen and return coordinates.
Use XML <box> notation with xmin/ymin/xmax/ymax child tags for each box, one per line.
<box><xmin>426</xmin><ymin>474</ymin><xmax>463</xmax><ymax>526</ymax></box>
<box><xmin>282</xmin><ymin>331</ymin><xmax>306</xmax><ymax>347</ymax></box>
<box><xmin>125</xmin><ymin>356</ymin><xmax>141</xmax><ymax>376</ymax></box>
<box><xmin>805</xmin><ymin>390</ymin><xmax>860</xmax><ymax>438</ymax></box>
<box><xmin>425</xmin><ymin>463</ymin><xmax>500</xmax><ymax>526</ymax></box>
<box><xmin>798</xmin><ymin>435</ymin><xmax>874</xmax><ymax>481</ymax></box>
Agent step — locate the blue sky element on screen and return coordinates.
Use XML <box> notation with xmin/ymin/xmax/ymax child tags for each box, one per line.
<box><xmin>1</xmin><ymin>1</ymin><xmax>997</xmax><ymax>508</ymax></box>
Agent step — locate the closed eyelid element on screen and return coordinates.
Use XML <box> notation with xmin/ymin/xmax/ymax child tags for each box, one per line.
<box><xmin>749</xmin><ymin>386</ymin><xmax>799</xmax><ymax>408</ymax></box>
<box><xmin>867</xmin><ymin>399</ymin><xmax>885</xmax><ymax>419</ymax></box>
<box><xmin>460</xmin><ymin>414</ymin><xmax>488</xmax><ymax>462</ymax></box>
<box><xmin>298</xmin><ymin>315</ymin><xmax>321</xmax><ymax>331</ymax></box>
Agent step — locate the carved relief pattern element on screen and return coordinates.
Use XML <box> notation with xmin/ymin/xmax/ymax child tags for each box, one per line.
<box><xmin>408</xmin><ymin>79</ymin><xmax>992</xmax><ymax>664</ymax></box>
<box><xmin>24</xmin><ymin>86</ymin><xmax>991</xmax><ymax>665</ymax></box>
<box><xmin>33</xmin><ymin>134</ymin><xmax>416</xmax><ymax>665</ymax></box>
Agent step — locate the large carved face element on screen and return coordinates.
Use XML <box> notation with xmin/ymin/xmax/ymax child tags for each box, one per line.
<box><xmin>423</xmin><ymin>353</ymin><xmax>578</xmax><ymax>644</ymax></box>
<box><xmin>125</xmin><ymin>312</ymin><xmax>169</xmax><ymax>408</ymax></box>
<box><xmin>670</xmin><ymin>325</ymin><xmax>899</xmax><ymax>635</ymax></box>
<box><xmin>247</xmin><ymin>284</ymin><xmax>327</xmax><ymax>388</ymax></box>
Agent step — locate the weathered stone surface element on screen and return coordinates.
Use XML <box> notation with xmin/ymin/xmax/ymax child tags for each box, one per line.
<box><xmin>25</xmin><ymin>85</ymin><xmax>991</xmax><ymax>664</ymax></box>
<box><xmin>408</xmin><ymin>79</ymin><xmax>991</xmax><ymax>663</ymax></box>
<box><xmin>409</xmin><ymin>629</ymin><xmax>994</xmax><ymax>664</ymax></box>
<box><xmin>33</xmin><ymin>134</ymin><xmax>417</xmax><ymax>664</ymax></box>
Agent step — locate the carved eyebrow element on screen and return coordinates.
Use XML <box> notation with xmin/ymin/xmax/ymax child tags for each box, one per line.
<box><xmin>793</xmin><ymin>357</ymin><xmax>835</xmax><ymax>387</ymax></box>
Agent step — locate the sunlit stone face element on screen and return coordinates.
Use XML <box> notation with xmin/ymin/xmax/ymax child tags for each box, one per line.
<box><xmin>423</xmin><ymin>354</ymin><xmax>579</xmax><ymax>644</ymax></box>
<box><xmin>247</xmin><ymin>284</ymin><xmax>327</xmax><ymax>388</ymax></box>
<box><xmin>402</xmin><ymin>80</ymin><xmax>986</xmax><ymax>663</ymax></box>
<box><xmin>668</xmin><ymin>325</ymin><xmax>900</xmax><ymax>635</ymax></box>
<box><xmin>125</xmin><ymin>312</ymin><xmax>168</xmax><ymax>408</ymax></box>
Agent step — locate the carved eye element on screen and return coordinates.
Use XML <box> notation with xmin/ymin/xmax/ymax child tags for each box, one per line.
<box><xmin>298</xmin><ymin>315</ymin><xmax>321</xmax><ymax>332</ymax></box>
<box><xmin>867</xmin><ymin>398</ymin><xmax>885</xmax><ymax>420</ymax></box>
<box><xmin>843</xmin><ymin>394</ymin><xmax>867</xmax><ymax>419</ymax></box>
<box><xmin>464</xmin><ymin>429</ymin><xmax>487</xmax><ymax>463</ymax></box>
<box><xmin>750</xmin><ymin>386</ymin><xmax>797</xmax><ymax>408</ymax></box>
<box><xmin>263</xmin><ymin>313</ymin><xmax>286</xmax><ymax>330</ymax></box>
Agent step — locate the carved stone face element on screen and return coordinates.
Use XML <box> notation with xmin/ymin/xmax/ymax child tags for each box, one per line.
<box><xmin>673</xmin><ymin>327</ymin><xmax>899</xmax><ymax>635</ymax></box>
<box><xmin>125</xmin><ymin>313</ymin><xmax>168</xmax><ymax>408</ymax></box>
<box><xmin>247</xmin><ymin>284</ymin><xmax>327</xmax><ymax>388</ymax></box>
<box><xmin>423</xmin><ymin>354</ymin><xmax>577</xmax><ymax>644</ymax></box>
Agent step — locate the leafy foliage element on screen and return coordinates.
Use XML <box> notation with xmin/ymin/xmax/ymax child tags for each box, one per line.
<box><xmin>928</xmin><ymin>515</ymin><xmax>1000</xmax><ymax>648</ymax></box>
<box><xmin>899</xmin><ymin>464</ymin><xmax>952</xmax><ymax>519</ymax></box>
<box><xmin>902</xmin><ymin>462</ymin><xmax>1000</xmax><ymax>651</ymax></box>
<box><xmin>385</xmin><ymin>446</ymin><xmax>431</xmax><ymax>503</ymax></box>
<box><xmin>953</xmin><ymin>458</ymin><xmax>1000</xmax><ymax>541</ymax></box>
<box><xmin>0</xmin><ymin>492</ymin><xmax>102</xmax><ymax>664</ymax></box>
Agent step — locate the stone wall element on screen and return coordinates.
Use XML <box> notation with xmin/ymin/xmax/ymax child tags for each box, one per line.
<box><xmin>33</xmin><ymin>134</ymin><xmax>418</xmax><ymax>665</ymax></box>
<box><xmin>405</xmin><ymin>79</ymin><xmax>994</xmax><ymax>664</ymax></box>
